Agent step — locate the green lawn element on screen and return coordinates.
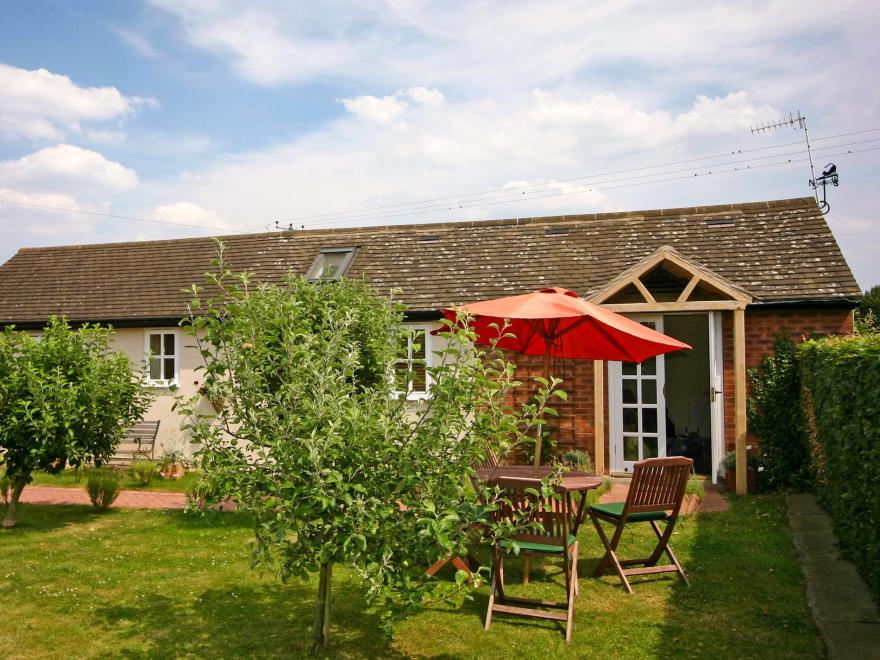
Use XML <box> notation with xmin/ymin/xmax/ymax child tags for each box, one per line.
<box><xmin>30</xmin><ymin>469</ymin><xmax>201</xmax><ymax>493</ymax></box>
<box><xmin>0</xmin><ymin>497</ymin><xmax>822</xmax><ymax>659</ymax></box>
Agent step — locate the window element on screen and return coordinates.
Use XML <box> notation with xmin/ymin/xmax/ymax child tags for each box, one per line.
<box><xmin>306</xmin><ymin>247</ymin><xmax>357</xmax><ymax>281</ymax></box>
<box><xmin>394</xmin><ymin>325</ymin><xmax>433</xmax><ymax>399</ymax></box>
<box><xmin>145</xmin><ymin>330</ymin><xmax>179</xmax><ymax>385</ymax></box>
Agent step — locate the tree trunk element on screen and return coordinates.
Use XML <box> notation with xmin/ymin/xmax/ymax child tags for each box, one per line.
<box><xmin>2</xmin><ymin>478</ymin><xmax>27</xmax><ymax>528</ymax></box>
<box><xmin>312</xmin><ymin>561</ymin><xmax>333</xmax><ymax>650</ymax></box>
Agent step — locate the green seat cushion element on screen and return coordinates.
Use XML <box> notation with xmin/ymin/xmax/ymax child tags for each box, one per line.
<box><xmin>590</xmin><ymin>501</ymin><xmax>668</xmax><ymax>522</ymax></box>
<box><xmin>500</xmin><ymin>534</ymin><xmax>577</xmax><ymax>553</ymax></box>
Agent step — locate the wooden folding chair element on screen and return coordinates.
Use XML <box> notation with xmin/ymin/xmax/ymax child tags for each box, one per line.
<box><xmin>589</xmin><ymin>456</ymin><xmax>693</xmax><ymax>594</ymax></box>
<box><xmin>484</xmin><ymin>477</ymin><xmax>579</xmax><ymax>642</ymax></box>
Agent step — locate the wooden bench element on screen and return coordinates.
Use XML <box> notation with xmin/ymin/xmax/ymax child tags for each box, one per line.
<box><xmin>109</xmin><ymin>420</ymin><xmax>160</xmax><ymax>466</ymax></box>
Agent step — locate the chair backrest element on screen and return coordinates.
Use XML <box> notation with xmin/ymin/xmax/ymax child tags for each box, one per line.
<box><xmin>490</xmin><ymin>477</ymin><xmax>571</xmax><ymax>548</ymax></box>
<box><xmin>624</xmin><ymin>456</ymin><xmax>693</xmax><ymax>518</ymax></box>
<box><xmin>472</xmin><ymin>448</ymin><xmax>499</xmax><ymax>471</ymax></box>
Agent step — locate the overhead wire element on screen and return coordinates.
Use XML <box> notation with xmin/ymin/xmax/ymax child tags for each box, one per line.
<box><xmin>290</xmin><ymin>137</ymin><xmax>880</xmax><ymax>229</ymax></box>
<box><xmin>267</xmin><ymin>127</ymin><xmax>880</xmax><ymax>229</ymax></box>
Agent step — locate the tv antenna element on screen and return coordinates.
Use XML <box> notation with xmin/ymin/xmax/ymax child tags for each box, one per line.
<box><xmin>750</xmin><ymin>110</ymin><xmax>837</xmax><ymax>214</ymax></box>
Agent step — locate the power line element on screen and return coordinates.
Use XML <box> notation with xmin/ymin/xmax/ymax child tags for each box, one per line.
<box><xmin>294</xmin><ymin>138</ymin><xmax>880</xmax><ymax>229</ymax></box>
<box><xmin>272</xmin><ymin>127</ymin><xmax>880</xmax><ymax>228</ymax></box>
<box><xmin>0</xmin><ymin>198</ymin><xmax>239</xmax><ymax>233</ymax></box>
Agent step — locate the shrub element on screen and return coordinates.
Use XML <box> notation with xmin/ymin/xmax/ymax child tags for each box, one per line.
<box><xmin>799</xmin><ymin>333</ymin><xmax>880</xmax><ymax>602</ymax></box>
<box><xmin>86</xmin><ymin>468</ymin><xmax>122</xmax><ymax>511</ymax></box>
<box><xmin>560</xmin><ymin>449</ymin><xmax>593</xmax><ymax>472</ymax></box>
<box><xmin>747</xmin><ymin>335</ymin><xmax>812</xmax><ymax>492</ymax></box>
<box><xmin>129</xmin><ymin>460</ymin><xmax>158</xmax><ymax>486</ymax></box>
<box><xmin>0</xmin><ymin>467</ymin><xmax>10</xmax><ymax>505</ymax></box>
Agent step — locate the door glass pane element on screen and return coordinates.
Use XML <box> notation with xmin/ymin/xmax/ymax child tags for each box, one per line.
<box><xmin>642</xmin><ymin>408</ymin><xmax>658</xmax><ymax>433</ymax></box>
<box><xmin>641</xmin><ymin>379</ymin><xmax>657</xmax><ymax>404</ymax></box>
<box><xmin>149</xmin><ymin>334</ymin><xmax>161</xmax><ymax>354</ymax></box>
<box><xmin>163</xmin><ymin>333</ymin><xmax>175</xmax><ymax>355</ymax></box>
<box><xmin>642</xmin><ymin>437</ymin><xmax>659</xmax><ymax>458</ymax></box>
<box><xmin>149</xmin><ymin>357</ymin><xmax>161</xmax><ymax>380</ymax></box>
<box><xmin>623</xmin><ymin>436</ymin><xmax>639</xmax><ymax>461</ymax></box>
<box><xmin>623</xmin><ymin>407</ymin><xmax>638</xmax><ymax>432</ymax></box>
<box><xmin>641</xmin><ymin>357</ymin><xmax>656</xmax><ymax>376</ymax></box>
<box><xmin>622</xmin><ymin>361</ymin><xmax>636</xmax><ymax>376</ymax></box>
<box><xmin>164</xmin><ymin>358</ymin><xmax>175</xmax><ymax>380</ymax></box>
<box><xmin>621</xmin><ymin>379</ymin><xmax>637</xmax><ymax>404</ymax></box>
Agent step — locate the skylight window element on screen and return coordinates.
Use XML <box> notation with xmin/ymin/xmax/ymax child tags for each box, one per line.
<box><xmin>306</xmin><ymin>247</ymin><xmax>357</xmax><ymax>281</ymax></box>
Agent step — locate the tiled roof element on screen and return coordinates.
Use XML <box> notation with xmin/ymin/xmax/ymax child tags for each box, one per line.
<box><xmin>0</xmin><ymin>197</ymin><xmax>860</xmax><ymax>324</ymax></box>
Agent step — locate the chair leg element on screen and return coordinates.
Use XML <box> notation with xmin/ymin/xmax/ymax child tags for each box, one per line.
<box><xmin>648</xmin><ymin>520</ymin><xmax>690</xmax><ymax>586</ymax></box>
<box><xmin>565</xmin><ymin>541</ymin><xmax>579</xmax><ymax>643</ymax></box>
<box><xmin>485</xmin><ymin>546</ymin><xmax>502</xmax><ymax>631</ymax></box>
<box><xmin>523</xmin><ymin>552</ymin><xmax>531</xmax><ymax>584</ymax></box>
<box><xmin>591</xmin><ymin>515</ymin><xmax>633</xmax><ymax>594</ymax></box>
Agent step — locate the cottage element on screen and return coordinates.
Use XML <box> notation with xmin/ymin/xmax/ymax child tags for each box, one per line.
<box><xmin>0</xmin><ymin>197</ymin><xmax>859</xmax><ymax>490</ymax></box>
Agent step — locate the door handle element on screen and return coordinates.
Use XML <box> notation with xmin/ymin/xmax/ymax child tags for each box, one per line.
<box><xmin>711</xmin><ymin>386</ymin><xmax>722</xmax><ymax>402</ymax></box>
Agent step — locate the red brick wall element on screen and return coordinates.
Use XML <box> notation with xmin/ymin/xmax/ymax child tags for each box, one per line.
<box><xmin>506</xmin><ymin>306</ymin><xmax>853</xmax><ymax>469</ymax></box>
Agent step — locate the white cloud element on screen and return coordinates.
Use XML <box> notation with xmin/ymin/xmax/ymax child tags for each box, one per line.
<box><xmin>0</xmin><ymin>64</ymin><xmax>154</xmax><ymax>142</ymax></box>
<box><xmin>147</xmin><ymin>201</ymin><xmax>232</xmax><ymax>229</ymax></box>
<box><xmin>0</xmin><ymin>144</ymin><xmax>139</xmax><ymax>194</ymax></box>
<box><xmin>340</xmin><ymin>94</ymin><xmax>409</xmax><ymax>123</ymax></box>
<box><xmin>0</xmin><ymin>188</ymin><xmax>95</xmax><ymax>237</ymax></box>
<box><xmin>406</xmin><ymin>86</ymin><xmax>444</xmax><ymax>106</ymax></box>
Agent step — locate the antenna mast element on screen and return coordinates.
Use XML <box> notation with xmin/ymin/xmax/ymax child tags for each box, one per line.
<box><xmin>750</xmin><ymin>110</ymin><xmax>838</xmax><ymax>214</ymax></box>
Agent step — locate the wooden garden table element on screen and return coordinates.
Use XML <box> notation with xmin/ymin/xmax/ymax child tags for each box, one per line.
<box><xmin>474</xmin><ymin>466</ymin><xmax>603</xmax><ymax>535</ymax></box>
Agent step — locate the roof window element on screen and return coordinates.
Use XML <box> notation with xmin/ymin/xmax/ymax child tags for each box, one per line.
<box><xmin>545</xmin><ymin>227</ymin><xmax>570</xmax><ymax>237</ymax></box>
<box><xmin>306</xmin><ymin>247</ymin><xmax>357</xmax><ymax>281</ymax></box>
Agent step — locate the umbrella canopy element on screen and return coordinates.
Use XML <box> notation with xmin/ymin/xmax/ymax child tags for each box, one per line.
<box><xmin>443</xmin><ymin>287</ymin><xmax>691</xmax><ymax>466</ymax></box>
<box><xmin>443</xmin><ymin>287</ymin><xmax>691</xmax><ymax>364</ymax></box>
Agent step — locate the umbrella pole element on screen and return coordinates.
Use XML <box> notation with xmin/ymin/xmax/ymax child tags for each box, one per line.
<box><xmin>533</xmin><ymin>346</ymin><xmax>552</xmax><ymax>467</ymax></box>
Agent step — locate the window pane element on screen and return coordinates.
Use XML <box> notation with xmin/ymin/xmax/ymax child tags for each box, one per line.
<box><xmin>641</xmin><ymin>357</ymin><xmax>656</xmax><ymax>376</ymax></box>
<box><xmin>163</xmin><ymin>333</ymin><xmax>175</xmax><ymax>355</ymax></box>
<box><xmin>149</xmin><ymin>334</ymin><xmax>161</xmax><ymax>354</ymax></box>
<box><xmin>164</xmin><ymin>358</ymin><xmax>175</xmax><ymax>380</ymax></box>
<box><xmin>411</xmin><ymin>331</ymin><xmax>426</xmax><ymax>360</ymax></box>
<box><xmin>394</xmin><ymin>361</ymin><xmax>409</xmax><ymax>390</ymax></box>
<box><xmin>642</xmin><ymin>436</ymin><xmax>659</xmax><ymax>458</ymax></box>
<box><xmin>623</xmin><ymin>407</ymin><xmax>638</xmax><ymax>433</ymax></box>
<box><xmin>149</xmin><ymin>357</ymin><xmax>161</xmax><ymax>380</ymax></box>
<box><xmin>621</xmin><ymin>379</ymin><xmax>637</xmax><ymax>404</ymax></box>
<box><xmin>641</xmin><ymin>380</ymin><xmax>657</xmax><ymax>404</ymax></box>
<box><xmin>411</xmin><ymin>362</ymin><xmax>427</xmax><ymax>393</ymax></box>
<box><xmin>319</xmin><ymin>253</ymin><xmax>345</xmax><ymax>279</ymax></box>
<box><xmin>622</xmin><ymin>361</ymin><xmax>636</xmax><ymax>376</ymax></box>
<box><xmin>642</xmin><ymin>407</ymin><xmax>658</xmax><ymax>434</ymax></box>
<box><xmin>623</xmin><ymin>436</ymin><xmax>639</xmax><ymax>461</ymax></box>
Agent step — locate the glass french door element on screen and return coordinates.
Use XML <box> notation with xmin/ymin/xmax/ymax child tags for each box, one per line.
<box><xmin>610</xmin><ymin>315</ymin><xmax>667</xmax><ymax>473</ymax></box>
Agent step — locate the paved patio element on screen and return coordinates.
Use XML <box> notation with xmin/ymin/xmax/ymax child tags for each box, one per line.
<box><xmin>19</xmin><ymin>479</ymin><xmax>728</xmax><ymax>513</ymax></box>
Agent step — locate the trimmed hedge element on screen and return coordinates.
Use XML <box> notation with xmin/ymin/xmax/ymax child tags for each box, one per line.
<box><xmin>799</xmin><ymin>334</ymin><xmax>880</xmax><ymax>601</ymax></box>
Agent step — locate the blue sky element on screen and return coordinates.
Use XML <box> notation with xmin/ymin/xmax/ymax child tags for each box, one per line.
<box><xmin>1</xmin><ymin>0</ymin><xmax>878</xmax><ymax>287</ymax></box>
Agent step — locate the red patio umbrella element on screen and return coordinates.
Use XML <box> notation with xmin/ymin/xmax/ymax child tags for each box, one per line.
<box><xmin>443</xmin><ymin>287</ymin><xmax>691</xmax><ymax>466</ymax></box>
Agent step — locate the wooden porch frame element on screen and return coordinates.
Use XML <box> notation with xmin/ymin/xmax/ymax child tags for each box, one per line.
<box><xmin>589</xmin><ymin>246</ymin><xmax>753</xmax><ymax>493</ymax></box>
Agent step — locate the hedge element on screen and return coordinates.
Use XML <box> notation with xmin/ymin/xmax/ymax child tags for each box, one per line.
<box><xmin>799</xmin><ymin>334</ymin><xmax>880</xmax><ymax>601</ymax></box>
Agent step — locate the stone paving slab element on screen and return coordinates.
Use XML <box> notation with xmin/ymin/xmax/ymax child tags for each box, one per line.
<box><xmin>787</xmin><ymin>493</ymin><xmax>880</xmax><ymax>660</ymax></box>
<box><xmin>20</xmin><ymin>485</ymin><xmax>187</xmax><ymax>510</ymax></box>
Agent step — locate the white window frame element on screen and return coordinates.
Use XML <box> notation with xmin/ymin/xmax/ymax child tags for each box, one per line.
<box><xmin>393</xmin><ymin>323</ymin><xmax>434</xmax><ymax>401</ymax></box>
<box><xmin>144</xmin><ymin>329</ymin><xmax>181</xmax><ymax>387</ymax></box>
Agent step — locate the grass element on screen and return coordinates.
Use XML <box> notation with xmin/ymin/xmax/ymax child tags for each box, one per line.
<box><xmin>30</xmin><ymin>469</ymin><xmax>201</xmax><ymax>493</ymax></box>
<box><xmin>0</xmin><ymin>496</ymin><xmax>822</xmax><ymax>659</ymax></box>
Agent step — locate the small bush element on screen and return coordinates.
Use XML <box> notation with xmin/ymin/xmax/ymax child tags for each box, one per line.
<box><xmin>86</xmin><ymin>469</ymin><xmax>122</xmax><ymax>511</ymax></box>
<box><xmin>560</xmin><ymin>449</ymin><xmax>593</xmax><ymax>472</ymax></box>
<box><xmin>129</xmin><ymin>460</ymin><xmax>158</xmax><ymax>486</ymax></box>
<box><xmin>747</xmin><ymin>335</ymin><xmax>812</xmax><ymax>492</ymax></box>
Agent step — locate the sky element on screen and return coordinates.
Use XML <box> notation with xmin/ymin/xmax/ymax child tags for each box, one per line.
<box><xmin>0</xmin><ymin>0</ymin><xmax>878</xmax><ymax>288</ymax></box>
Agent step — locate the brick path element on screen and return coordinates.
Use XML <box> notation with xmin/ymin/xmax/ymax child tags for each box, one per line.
<box><xmin>599</xmin><ymin>480</ymin><xmax>729</xmax><ymax>513</ymax></box>
<box><xmin>20</xmin><ymin>479</ymin><xmax>727</xmax><ymax>513</ymax></box>
<box><xmin>20</xmin><ymin>485</ymin><xmax>187</xmax><ymax>509</ymax></box>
